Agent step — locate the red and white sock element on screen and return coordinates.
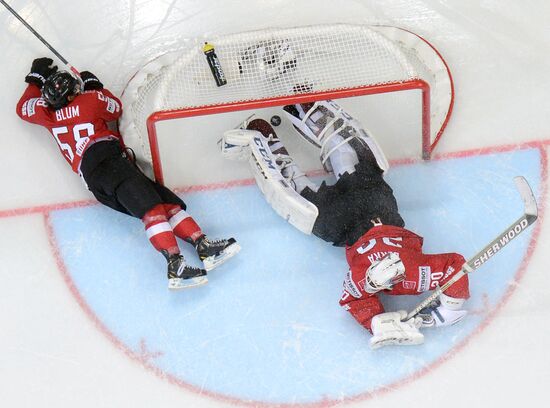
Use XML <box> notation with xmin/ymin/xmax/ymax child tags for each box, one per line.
<box><xmin>142</xmin><ymin>204</ymin><xmax>179</xmax><ymax>256</ymax></box>
<box><xmin>164</xmin><ymin>204</ymin><xmax>203</xmax><ymax>244</ymax></box>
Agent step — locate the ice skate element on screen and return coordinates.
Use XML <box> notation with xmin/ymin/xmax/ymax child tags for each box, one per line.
<box><xmin>196</xmin><ymin>236</ymin><xmax>241</xmax><ymax>271</ymax></box>
<box><xmin>166</xmin><ymin>254</ymin><xmax>208</xmax><ymax>290</ymax></box>
<box><xmin>417</xmin><ymin>299</ymin><xmax>440</xmax><ymax>328</ymax></box>
<box><xmin>416</xmin><ymin>294</ymin><xmax>468</xmax><ymax>328</ymax></box>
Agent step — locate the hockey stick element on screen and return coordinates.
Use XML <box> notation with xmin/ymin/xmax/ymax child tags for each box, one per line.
<box><xmin>406</xmin><ymin>176</ymin><xmax>538</xmax><ymax>321</ymax></box>
<box><xmin>0</xmin><ymin>0</ymin><xmax>79</xmax><ymax>75</ymax></box>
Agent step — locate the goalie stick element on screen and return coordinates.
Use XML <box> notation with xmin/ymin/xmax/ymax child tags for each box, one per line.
<box><xmin>0</xmin><ymin>0</ymin><xmax>80</xmax><ymax>76</ymax></box>
<box><xmin>406</xmin><ymin>176</ymin><xmax>538</xmax><ymax>321</ymax></box>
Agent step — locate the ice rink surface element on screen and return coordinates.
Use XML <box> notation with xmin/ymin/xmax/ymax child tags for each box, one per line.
<box><xmin>1</xmin><ymin>1</ymin><xmax>550</xmax><ymax>407</ymax></box>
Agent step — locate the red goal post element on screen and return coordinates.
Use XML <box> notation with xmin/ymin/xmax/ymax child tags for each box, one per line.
<box><xmin>120</xmin><ymin>24</ymin><xmax>454</xmax><ymax>185</ymax></box>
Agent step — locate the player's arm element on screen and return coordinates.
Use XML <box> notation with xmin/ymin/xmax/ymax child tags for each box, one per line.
<box><xmin>339</xmin><ymin>270</ymin><xmax>385</xmax><ymax>331</ymax></box>
<box><xmin>80</xmin><ymin>71</ymin><xmax>123</xmax><ymax>122</ymax></box>
<box><xmin>342</xmin><ymin>255</ymin><xmax>424</xmax><ymax>349</ymax></box>
<box><xmin>16</xmin><ymin>57</ymin><xmax>58</xmax><ymax>125</ymax></box>
<box><xmin>16</xmin><ymin>84</ymin><xmax>52</xmax><ymax>125</ymax></box>
<box><xmin>97</xmin><ymin>88</ymin><xmax>123</xmax><ymax>122</ymax></box>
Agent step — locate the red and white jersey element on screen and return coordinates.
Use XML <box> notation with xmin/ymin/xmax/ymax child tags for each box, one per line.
<box><xmin>339</xmin><ymin>225</ymin><xmax>470</xmax><ymax>331</ymax></box>
<box><xmin>16</xmin><ymin>84</ymin><xmax>123</xmax><ymax>173</ymax></box>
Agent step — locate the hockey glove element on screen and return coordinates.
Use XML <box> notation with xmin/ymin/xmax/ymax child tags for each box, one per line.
<box><xmin>80</xmin><ymin>71</ymin><xmax>104</xmax><ymax>91</ymax></box>
<box><xmin>370</xmin><ymin>310</ymin><xmax>424</xmax><ymax>349</ymax></box>
<box><xmin>25</xmin><ymin>57</ymin><xmax>58</xmax><ymax>87</ymax></box>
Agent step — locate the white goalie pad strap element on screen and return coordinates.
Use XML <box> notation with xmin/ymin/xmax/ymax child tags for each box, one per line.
<box><xmin>370</xmin><ymin>310</ymin><xmax>424</xmax><ymax>349</ymax></box>
<box><xmin>283</xmin><ymin>107</ymin><xmax>324</xmax><ymax>148</ymax></box>
<box><xmin>249</xmin><ymin>134</ymin><xmax>319</xmax><ymax>234</ymax></box>
<box><xmin>220</xmin><ymin>129</ymin><xmax>259</xmax><ymax>161</ymax></box>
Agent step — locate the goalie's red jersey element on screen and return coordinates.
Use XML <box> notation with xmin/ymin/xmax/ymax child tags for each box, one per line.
<box><xmin>16</xmin><ymin>84</ymin><xmax>123</xmax><ymax>173</ymax></box>
<box><xmin>339</xmin><ymin>225</ymin><xmax>470</xmax><ymax>331</ymax></box>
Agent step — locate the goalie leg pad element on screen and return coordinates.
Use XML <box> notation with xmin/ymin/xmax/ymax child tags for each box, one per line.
<box><xmin>284</xmin><ymin>100</ymin><xmax>390</xmax><ymax>172</ymax></box>
<box><xmin>370</xmin><ymin>311</ymin><xmax>424</xmax><ymax>349</ymax></box>
<box><xmin>249</xmin><ymin>133</ymin><xmax>319</xmax><ymax>234</ymax></box>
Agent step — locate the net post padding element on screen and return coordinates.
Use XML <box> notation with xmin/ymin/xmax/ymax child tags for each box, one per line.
<box><xmin>120</xmin><ymin>24</ymin><xmax>453</xmax><ymax>183</ymax></box>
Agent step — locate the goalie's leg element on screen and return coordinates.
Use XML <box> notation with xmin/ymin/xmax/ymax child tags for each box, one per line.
<box><xmin>238</xmin><ymin>118</ymin><xmax>319</xmax><ymax>234</ymax></box>
<box><xmin>283</xmin><ymin>101</ymin><xmax>389</xmax><ymax>178</ymax></box>
<box><xmin>246</xmin><ymin>118</ymin><xmax>318</xmax><ymax>193</ymax></box>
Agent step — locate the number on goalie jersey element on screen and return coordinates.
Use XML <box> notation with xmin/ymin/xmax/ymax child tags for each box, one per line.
<box><xmin>16</xmin><ymin>58</ymin><xmax>240</xmax><ymax>290</ymax></box>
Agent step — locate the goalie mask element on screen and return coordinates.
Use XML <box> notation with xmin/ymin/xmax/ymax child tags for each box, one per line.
<box><xmin>238</xmin><ymin>39</ymin><xmax>297</xmax><ymax>82</ymax></box>
<box><xmin>42</xmin><ymin>71</ymin><xmax>82</xmax><ymax>110</ymax></box>
<box><xmin>364</xmin><ymin>252</ymin><xmax>406</xmax><ymax>294</ymax></box>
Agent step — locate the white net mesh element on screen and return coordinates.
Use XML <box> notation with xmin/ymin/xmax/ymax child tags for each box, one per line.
<box><xmin>120</xmin><ymin>24</ymin><xmax>453</xmax><ymax>177</ymax></box>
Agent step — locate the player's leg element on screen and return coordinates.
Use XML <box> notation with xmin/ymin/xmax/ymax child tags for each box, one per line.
<box><xmin>150</xmin><ymin>182</ymin><xmax>241</xmax><ymax>271</ymax></box>
<box><xmin>283</xmin><ymin>100</ymin><xmax>389</xmax><ymax>179</ymax></box>
<box><xmin>80</xmin><ymin>141</ymin><xmax>207</xmax><ymax>289</ymax></box>
<box><xmin>222</xmin><ymin>117</ymin><xmax>365</xmax><ymax>244</ymax></box>
<box><xmin>228</xmin><ymin>116</ymin><xmax>403</xmax><ymax>246</ymax></box>
<box><xmin>114</xmin><ymin>172</ymin><xmax>211</xmax><ymax>289</ymax></box>
<box><xmin>222</xmin><ymin>117</ymin><xmax>373</xmax><ymax>245</ymax></box>
<box><xmin>141</xmin><ymin>203</ymin><xmax>207</xmax><ymax>289</ymax></box>
<box><xmin>160</xmin><ymin>204</ymin><xmax>241</xmax><ymax>272</ymax></box>
<box><xmin>221</xmin><ymin>117</ymin><xmax>319</xmax><ymax>234</ymax></box>
<box><xmin>245</xmin><ymin>118</ymin><xmax>353</xmax><ymax>245</ymax></box>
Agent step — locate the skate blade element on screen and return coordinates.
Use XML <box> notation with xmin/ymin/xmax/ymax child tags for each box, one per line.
<box><xmin>168</xmin><ymin>276</ymin><xmax>208</xmax><ymax>290</ymax></box>
<box><xmin>203</xmin><ymin>243</ymin><xmax>241</xmax><ymax>271</ymax></box>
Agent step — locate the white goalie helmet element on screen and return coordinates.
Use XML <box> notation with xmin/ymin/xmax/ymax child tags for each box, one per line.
<box><xmin>364</xmin><ymin>252</ymin><xmax>406</xmax><ymax>294</ymax></box>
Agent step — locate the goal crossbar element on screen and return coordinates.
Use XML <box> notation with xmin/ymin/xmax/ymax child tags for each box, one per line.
<box><xmin>147</xmin><ymin>79</ymin><xmax>431</xmax><ymax>184</ymax></box>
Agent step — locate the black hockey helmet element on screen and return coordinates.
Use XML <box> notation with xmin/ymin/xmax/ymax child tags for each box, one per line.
<box><xmin>42</xmin><ymin>71</ymin><xmax>82</xmax><ymax>109</ymax></box>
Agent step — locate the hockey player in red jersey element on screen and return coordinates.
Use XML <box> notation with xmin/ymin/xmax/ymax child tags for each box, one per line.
<box><xmin>221</xmin><ymin>100</ymin><xmax>470</xmax><ymax>348</ymax></box>
<box><xmin>17</xmin><ymin>57</ymin><xmax>240</xmax><ymax>290</ymax></box>
<box><xmin>341</xmin><ymin>225</ymin><xmax>469</xmax><ymax>348</ymax></box>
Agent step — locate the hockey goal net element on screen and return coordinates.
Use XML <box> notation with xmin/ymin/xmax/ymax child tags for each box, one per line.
<box><xmin>120</xmin><ymin>24</ymin><xmax>454</xmax><ymax>185</ymax></box>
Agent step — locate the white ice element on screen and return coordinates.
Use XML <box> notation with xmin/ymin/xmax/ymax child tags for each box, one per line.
<box><xmin>1</xmin><ymin>1</ymin><xmax>550</xmax><ymax>407</ymax></box>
